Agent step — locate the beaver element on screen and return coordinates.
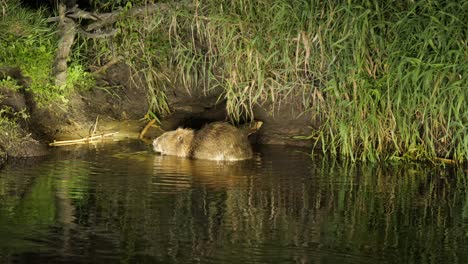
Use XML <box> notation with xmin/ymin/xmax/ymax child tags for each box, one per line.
<box><xmin>152</xmin><ymin>122</ymin><xmax>259</xmax><ymax>161</ymax></box>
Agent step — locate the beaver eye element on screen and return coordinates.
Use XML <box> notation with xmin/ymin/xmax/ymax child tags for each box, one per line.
<box><xmin>177</xmin><ymin>136</ymin><xmax>183</xmax><ymax>141</ymax></box>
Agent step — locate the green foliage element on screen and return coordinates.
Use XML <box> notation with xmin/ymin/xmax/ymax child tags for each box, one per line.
<box><xmin>0</xmin><ymin>1</ymin><xmax>95</xmax><ymax>104</ymax></box>
<box><xmin>67</xmin><ymin>63</ymin><xmax>95</xmax><ymax>91</ymax></box>
<box><xmin>0</xmin><ymin>77</ymin><xmax>21</xmax><ymax>91</ymax></box>
<box><xmin>0</xmin><ymin>1</ymin><xmax>55</xmax><ymax>99</ymax></box>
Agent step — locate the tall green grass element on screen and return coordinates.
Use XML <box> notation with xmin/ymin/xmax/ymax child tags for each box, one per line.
<box><xmin>138</xmin><ymin>0</ymin><xmax>466</xmax><ymax>162</ymax></box>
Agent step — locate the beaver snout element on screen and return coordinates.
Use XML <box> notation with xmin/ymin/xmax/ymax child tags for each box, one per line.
<box><xmin>152</xmin><ymin>137</ymin><xmax>162</xmax><ymax>153</ymax></box>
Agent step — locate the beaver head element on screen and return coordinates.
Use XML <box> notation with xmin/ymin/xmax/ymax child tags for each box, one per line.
<box><xmin>152</xmin><ymin>128</ymin><xmax>195</xmax><ymax>157</ymax></box>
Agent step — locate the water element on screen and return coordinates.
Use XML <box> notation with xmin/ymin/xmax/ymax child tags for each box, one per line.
<box><xmin>0</xmin><ymin>141</ymin><xmax>467</xmax><ymax>263</ymax></box>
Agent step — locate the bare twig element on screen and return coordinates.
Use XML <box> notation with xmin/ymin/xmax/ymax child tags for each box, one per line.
<box><xmin>49</xmin><ymin>132</ymin><xmax>119</xmax><ymax>146</ymax></box>
<box><xmin>89</xmin><ymin>116</ymin><xmax>99</xmax><ymax>137</ymax></box>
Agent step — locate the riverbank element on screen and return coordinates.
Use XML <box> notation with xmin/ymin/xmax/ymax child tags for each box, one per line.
<box><xmin>0</xmin><ymin>0</ymin><xmax>466</xmax><ymax>164</ymax></box>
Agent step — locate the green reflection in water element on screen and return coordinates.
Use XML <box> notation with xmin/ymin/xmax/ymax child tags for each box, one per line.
<box><xmin>0</xmin><ymin>158</ymin><xmax>92</xmax><ymax>261</ymax></box>
<box><xmin>0</xmin><ymin>163</ymin><xmax>55</xmax><ymax>254</ymax></box>
<box><xmin>310</xmin><ymin>161</ymin><xmax>467</xmax><ymax>264</ymax></box>
<box><xmin>0</xmin><ymin>143</ymin><xmax>466</xmax><ymax>263</ymax></box>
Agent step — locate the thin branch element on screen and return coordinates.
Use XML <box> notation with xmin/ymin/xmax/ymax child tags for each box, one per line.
<box><xmin>88</xmin><ymin>4</ymin><xmax>167</xmax><ymax>31</ymax></box>
<box><xmin>47</xmin><ymin>3</ymin><xmax>168</xmax><ymax>31</ymax></box>
<box><xmin>91</xmin><ymin>56</ymin><xmax>124</xmax><ymax>75</ymax></box>
<box><xmin>49</xmin><ymin>132</ymin><xmax>119</xmax><ymax>146</ymax></box>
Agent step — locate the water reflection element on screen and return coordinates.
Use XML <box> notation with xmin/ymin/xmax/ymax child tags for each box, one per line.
<box><xmin>0</xmin><ymin>142</ymin><xmax>466</xmax><ymax>263</ymax></box>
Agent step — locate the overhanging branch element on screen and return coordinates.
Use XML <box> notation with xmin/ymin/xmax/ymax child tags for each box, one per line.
<box><xmin>47</xmin><ymin>3</ymin><xmax>168</xmax><ymax>35</ymax></box>
<box><xmin>48</xmin><ymin>3</ymin><xmax>168</xmax><ymax>87</ymax></box>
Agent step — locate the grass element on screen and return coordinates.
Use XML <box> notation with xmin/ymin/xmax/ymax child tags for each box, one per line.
<box><xmin>0</xmin><ymin>107</ymin><xmax>27</xmax><ymax>160</ymax></box>
<box><xmin>0</xmin><ymin>1</ymin><xmax>55</xmax><ymax>99</ymax></box>
<box><xmin>83</xmin><ymin>4</ymin><xmax>172</xmax><ymax>116</ymax></box>
<box><xmin>0</xmin><ymin>0</ymin><xmax>94</xmax><ymax>104</ymax></box>
<box><xmin>137</xmin><ymin>0</ymin><xmax>466</xmax><ymax>162</ymax></box>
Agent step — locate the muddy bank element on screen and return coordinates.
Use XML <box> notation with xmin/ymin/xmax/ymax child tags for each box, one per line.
<box><xmin>0</xmin><ymin>64</ymin><xmax>314</xmax><ymax>163</ymax></box>
<box><xmin>0</xmin><ymin>66</ymin><xmax>142</xmax><ymax>162</ymax></box>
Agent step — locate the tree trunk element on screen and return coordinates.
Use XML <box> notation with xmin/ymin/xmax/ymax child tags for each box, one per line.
<box><xmin>52</xmin><ymin>4</ymin><xmax>76</xmax><ymax>87</ymax></box>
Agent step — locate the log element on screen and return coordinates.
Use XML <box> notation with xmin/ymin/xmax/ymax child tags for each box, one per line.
<box><xmin>52</xmin><ymin>4</ymin><xmax>76</xmax><ymax>87</ymax></box>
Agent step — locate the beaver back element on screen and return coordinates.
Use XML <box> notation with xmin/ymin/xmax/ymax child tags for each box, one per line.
<box><xmin>189</xmin><ymin>122</ymin><xmax>253</xmax><ymax>161</ymax></box>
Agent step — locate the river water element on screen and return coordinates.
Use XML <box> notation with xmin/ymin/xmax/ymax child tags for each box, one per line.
<box><xmin>0</xmin><ymin>141</ymin><xmax>466</xmax><ymax>263</ymax></box>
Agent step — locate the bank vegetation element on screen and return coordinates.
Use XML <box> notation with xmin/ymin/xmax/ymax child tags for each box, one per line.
<box><xmin>0</xmin><ymin>0</ymin><xmax>466</xmax><ymax>163</ymax></box>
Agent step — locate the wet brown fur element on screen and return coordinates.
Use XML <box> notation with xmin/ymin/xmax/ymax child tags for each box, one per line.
<box><xmin>152</xmin><ymin>122</ymin><xmax>253</xmax><ymax>161</ymax></box>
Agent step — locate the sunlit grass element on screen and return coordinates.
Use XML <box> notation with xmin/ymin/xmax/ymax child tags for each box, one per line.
<box><xmin>146</xmin><ymin>0</ymin><xmax>466</xmax><ymax>162</ymax></box>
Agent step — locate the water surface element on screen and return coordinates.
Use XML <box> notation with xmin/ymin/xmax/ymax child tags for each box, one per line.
<box><xmin>0</xmin><ymin>141</ymin><xmax>466</xmax><ymax>263</ymax></box>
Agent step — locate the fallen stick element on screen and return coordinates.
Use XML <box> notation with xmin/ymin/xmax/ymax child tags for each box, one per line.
<box><xmin>49</xmin><ymin>132</ymin><xmax>119</xmax><ymax>146</ymax></box>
